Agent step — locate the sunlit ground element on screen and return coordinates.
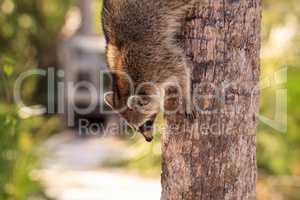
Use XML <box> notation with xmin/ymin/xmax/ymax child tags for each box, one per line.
<box><xmin>36</xmin><ymin>132</ymin><xmax>161</xmax><ymax>200</ymax></box>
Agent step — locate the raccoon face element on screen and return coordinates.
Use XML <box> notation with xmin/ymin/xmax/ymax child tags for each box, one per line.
<box><xmin>104</xmin><ymin>90</ymin><xmax>161</xmax><ymax>142</ymax></box>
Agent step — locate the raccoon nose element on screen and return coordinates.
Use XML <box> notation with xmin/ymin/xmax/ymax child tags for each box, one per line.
<box><xmin>138</xmin><ymin>120</ymin><xmax>154</xmax><ymax>133</ymax></box>
<box><xmin>144</xmin><ymin>135</ymin><xmax>154</xmax><ymax>142</ymax></box>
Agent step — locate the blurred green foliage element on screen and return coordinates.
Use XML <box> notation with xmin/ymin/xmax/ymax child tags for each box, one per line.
<box><xmin>0</xmin><ymin>56</ymin><xmax>62</xmax><ymax>200</ymax></box>
<box><xmin>0</xmin><ymin>0</ymin><xmax>74</xmax><ymax>64</ymax></box>
<box><xmin>258</xmin><ymin>0</ymin><xmax>300</xmax><ymax>176</ymax></box>
<box><xmin>0</xmin><ymin>105</ymin><xmax>61</xmax><ymax>200</ymax></box>
<box><xmin>0</xmin><ymin>0</ymin><xmax>74</xmax><ymax>104</ymax></box>
<box><xmin>0</xmin><ymin>0</ymin><xmax>75</xmax><ymax>199</ymax></box>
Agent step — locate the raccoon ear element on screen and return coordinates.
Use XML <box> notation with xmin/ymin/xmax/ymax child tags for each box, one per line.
<box><xmin>104</xmin><ymin>91</ymin><xmax>114</xmax><ymax>108</ymax></box>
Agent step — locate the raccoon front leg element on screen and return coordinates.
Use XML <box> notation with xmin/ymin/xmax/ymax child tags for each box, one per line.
<box><xmin>162</xmin><ymin>63</ymin><xmax>196</xmax><ymax>121</ymax></box>
<box><xmin>178</xmin><ymin>65</ymin><xmax>196</xmax><ymax>121</ymax></box>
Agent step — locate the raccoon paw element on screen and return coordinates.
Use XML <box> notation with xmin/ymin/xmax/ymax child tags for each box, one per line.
<box><xmin>185</xmin><ymin>111</ymin><xmax>196</xmax><ymax>122</ymax></box>
<box><xmin>183</xmin><ymin>105</ymin><xmax>197</xmax><ymax>122</ymax></box>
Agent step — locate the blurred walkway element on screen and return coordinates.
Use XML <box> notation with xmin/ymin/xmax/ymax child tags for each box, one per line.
<box><xmin>38</xmin><ymin>132</ymin><xmax>161</xmax><ymax>200</ymax></box>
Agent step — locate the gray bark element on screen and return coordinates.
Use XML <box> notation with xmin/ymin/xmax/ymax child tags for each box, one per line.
<box><xmin>161</xmin><ymin>1</ymin><xmax>261</xmax><ymax>200</ymax></box>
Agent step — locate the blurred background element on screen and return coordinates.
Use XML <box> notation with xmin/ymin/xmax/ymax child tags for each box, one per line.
<box><xmin>0</xmin><ymin>0</ymin><xmax>299</xmax><ymax>200</ymax></box>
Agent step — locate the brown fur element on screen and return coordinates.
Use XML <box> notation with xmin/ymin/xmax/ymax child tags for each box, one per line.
<box><xmin>107</xmin><ymin>44</ymin><xmax>123</xmax><ymax>71</ymax></box>
<box><xmin>102</xmin><ymin>0</ymin><xmax>197</xmax><ymax>142</ymax></box>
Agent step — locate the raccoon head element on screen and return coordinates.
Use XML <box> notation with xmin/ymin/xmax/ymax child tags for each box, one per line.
<box><xmin>104</xmin><ymin>86</ymin><xmax>161</xmax><ymax>142</ymax></box>
<box><xmin>103</xmin><ymin>18</ymin><xmax>162</xmax><ymax>141</ymax></box>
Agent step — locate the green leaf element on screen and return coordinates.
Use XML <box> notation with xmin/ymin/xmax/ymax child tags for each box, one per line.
<box><xmin>3</xmin><ymin>65</ymin><xmax>14</xmax><ymax>76</ymax></box>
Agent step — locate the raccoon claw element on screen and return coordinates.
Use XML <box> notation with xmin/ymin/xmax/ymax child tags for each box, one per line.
<box><xmin>184</xmin><ymin>106</ymin><xmax>197</xmax><ymax>122</ymax></box>
<box><xmin>185</xmin><ymin>111</ymin><xmax>196</xmax><ymax>122</ymax></box>
<box><xmin>181</xmin><ymin>98</ymin><xmax>197</xmax><ymax>122</ymax></box>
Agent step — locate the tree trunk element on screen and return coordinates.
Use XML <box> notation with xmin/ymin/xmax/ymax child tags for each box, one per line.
<box><xmin>161</xmin><ymin>1</ymin><xmax>261</xmax><ymax>200</ymax></box>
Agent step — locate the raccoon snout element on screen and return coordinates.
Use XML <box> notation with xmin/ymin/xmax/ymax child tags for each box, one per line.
<box><xmin>139</xmin><ymin>120</ymin><xmax>154</xmax><ymax>133</ymax></box>
<box><xmin>144</xmin><ymin>135</ymin><xmax>154</xmax><ymax>143</ymax></box>
<box><xmin>139</xmin><ymin>120</ymin><xmax>154</xmax><ymax>142</ymax></box>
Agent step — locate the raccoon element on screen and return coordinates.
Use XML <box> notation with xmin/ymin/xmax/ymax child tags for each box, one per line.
<box><xmin>102</xmin><ymin>0</ymin><xmax>196</xmax><ymax>142</ymax></box>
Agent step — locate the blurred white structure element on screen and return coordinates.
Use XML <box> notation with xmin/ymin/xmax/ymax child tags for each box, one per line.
<box><xmin>58</xmin><ymin>0</ymin><xmax>110</xmax><ymax>128</ymax></box>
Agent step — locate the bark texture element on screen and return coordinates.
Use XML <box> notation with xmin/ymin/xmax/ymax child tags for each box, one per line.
<box><xmin>161</xmin><ymin>1</ymin><xmax>261</xmax><ymax>200</ymax></box>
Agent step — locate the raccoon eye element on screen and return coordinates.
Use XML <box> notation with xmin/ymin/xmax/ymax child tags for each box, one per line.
<box><xmin>137</xmin><ymin>91</ymin><xmax>147</xmax><ymax>96</ymax></box>
<box><xmin>137</xmin><ymin>96</ymin><xmax>151</xmax><ymax>106</ymax></box>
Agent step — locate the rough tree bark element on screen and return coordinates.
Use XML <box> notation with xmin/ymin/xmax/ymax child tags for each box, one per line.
<box><xmin>161</xmin><ymin>1</ymin><xmax>261</xmax><ymax>200</ymax></box>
